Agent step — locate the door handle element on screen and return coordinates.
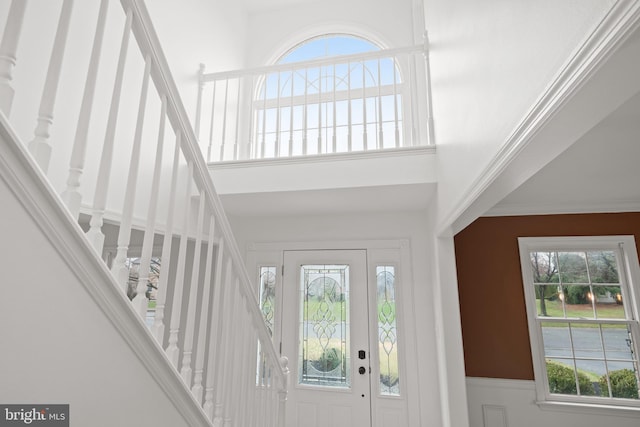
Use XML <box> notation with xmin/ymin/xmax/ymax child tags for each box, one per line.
<box><xmin>359</xmin><ymin>366</ymin><xmax>367</xmax><ymax>375</ymax></box>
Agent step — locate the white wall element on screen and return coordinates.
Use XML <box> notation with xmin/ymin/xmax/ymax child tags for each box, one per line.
<box><xmin>228</xmin><ymin>209</ymin><xmax>442</xmax><ymax>427</ymax></box>
<box><xmin>145</xmin><ymin>0</ymin><xmax>248</xmax><ymax>118</ymax></box>
<box><xmin>424</xmin><ymin>0</ymin><xmax>617</xmax><ymax>228</ymax></box>
<box><xmin>244</xmin><ymin>0</ymin><xmax>417</xmax><ymax>67</ymax></box>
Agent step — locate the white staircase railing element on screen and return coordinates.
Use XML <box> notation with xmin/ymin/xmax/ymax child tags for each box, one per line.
<box><xmin>0</xmin><ymin>1</ymin><xmax>288</xmax><ymax>425</ymax></box>
<box><xmin>196</xmin><ymin>43</ymin><xmax>435</xmax><ymax>162</ymax></box>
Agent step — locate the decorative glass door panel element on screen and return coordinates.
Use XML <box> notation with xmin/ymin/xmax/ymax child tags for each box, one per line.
<box><xmin>299</xmin><ymin>264</ymin><xmax>351</xmax><ymax>388</ymax></box>
<box><xmin>283</xmin><ymin>250</ymin><xmax>371</xmax><ymax>427</ymax></box>
<box><xmin>376</xmin><ymin>265</ymin><xmax>399</xmax><ymax>396</ymax></box>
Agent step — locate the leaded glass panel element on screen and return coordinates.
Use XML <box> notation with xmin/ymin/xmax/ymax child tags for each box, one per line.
<box><xmin>377</xmin><ymin>265</ymin><xmax>400</xmax><ymax>396</ymax></box>
<box><xmin>258</xmin><ymin>266</ymin><xmax>277</xmax><ymax>335</ymax></box>
<box><xmin>298</xmin><ymin>265</ymin><xmax>350</xmax><ymax>388</ymax></box>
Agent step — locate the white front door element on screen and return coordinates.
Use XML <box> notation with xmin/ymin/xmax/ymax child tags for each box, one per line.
<box><xmin>282</xmin><ymin>250</ymin><xmax>372</xmax><ymax>427</ymax></box>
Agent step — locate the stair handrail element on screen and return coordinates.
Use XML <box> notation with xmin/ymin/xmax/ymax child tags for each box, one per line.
<box><xmin>120</xmin><ymin>0</ymin><xmax>288</xmax><ymax>393</ymax></box>
<box><xmin>201</xmin><ymin>43</ymin><xmax>426</xmax><ymax>81</ymax></box>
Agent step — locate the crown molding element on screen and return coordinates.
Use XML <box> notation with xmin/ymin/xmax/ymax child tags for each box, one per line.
<box><xmin>485</xmin><ymin>199</ymin><xmax>640</xmax><ymax>217</ymax></box>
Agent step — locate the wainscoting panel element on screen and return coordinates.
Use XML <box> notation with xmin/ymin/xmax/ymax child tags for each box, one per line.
<box><xmin>482</xmin><ymin>405</ymin><xmax>507</xmax><ymax>427</ymax></box>
<box><xmin>466</xmin><ymin>377</ymin><xmax>640</xmax><ymax>427</ymax></box>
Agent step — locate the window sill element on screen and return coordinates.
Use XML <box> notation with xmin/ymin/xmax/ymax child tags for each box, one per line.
<box><xmin>536</xmin><ymin>400</ymin><xmax>640</xmax><ymax>418</ymax></box>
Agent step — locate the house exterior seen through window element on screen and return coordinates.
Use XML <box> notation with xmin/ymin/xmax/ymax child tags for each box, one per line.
<box><xmin>518</xmin><ymin>236</ymin><xmax>640</xmax><ymax>409</ymax></box>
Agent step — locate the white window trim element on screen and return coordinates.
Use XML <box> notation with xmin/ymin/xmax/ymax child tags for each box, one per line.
<box><xmin>518</xmin><ymin>235</ymin><xmax>640</xmax><ymax>412</ymax></box>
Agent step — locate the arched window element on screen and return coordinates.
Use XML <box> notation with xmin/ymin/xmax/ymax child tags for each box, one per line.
<box><xmin>278</xmin><ymin>35</ymin><xmax>379</xmax><ymax>63</ymax></box>
<box><xmin>253</xmin><ymin>34</ymin><xmax>405</xmax><ymax>158</ymax></box>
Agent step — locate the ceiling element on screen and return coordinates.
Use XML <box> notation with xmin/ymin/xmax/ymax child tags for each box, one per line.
<box><xmin>489</xmin><ymin>90</ymin><xmax>640</xmax><ymax>216</ymax></box>
<box><xmin>239</xmin><ymin>0</ymin><xmax>318</xmax><ymax>13</ymax></box>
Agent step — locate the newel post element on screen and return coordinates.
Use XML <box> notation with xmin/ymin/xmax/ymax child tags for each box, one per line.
<box><xmin>277</xmin><ymin>356</ymin><xmax>289</xmax><ymax>427</ymax></box>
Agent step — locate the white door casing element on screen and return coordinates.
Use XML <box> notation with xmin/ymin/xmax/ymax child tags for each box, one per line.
<box><xmin>248</xmin><ymin>241</ymin><xmax>416</xmax><ymax>426</ymax></box>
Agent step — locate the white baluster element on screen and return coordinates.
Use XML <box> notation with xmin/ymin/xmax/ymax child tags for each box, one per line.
<box><xmin>28</xmin><ymin>0</ymin><xmax>74</xmax><ymax>173</ymax></box>
<box><xmin>235</xmin><ymin>294</ymin><xmax>253</xmax><ymax>424</ymax></box>
<box><xmin>228</xmin><ymin>280</ymin><xmax>244</xmax><ymax>423</ymax></box>
<box><xmin>194</xmin><ymin>63</ymin><xmax>205</xmax><ymax>142</ymax></box>
<box><xmin>302</xmin><ymin>68</ymin><xmax>308</xmax><ymax>155</ymax></box>
<box><xmin>111</xmin><ymin>55</ymin><xmax>152</xmax><ymax>294</ymax></box>
<box><xmin>86</xmin><ymin>9</ymin><xmax>132</xmax><ymax>255</ymax></box>
<box><xmin>207</xmin><ymin>80</ymin><xmax>217</xmax><ymax>162</ymax></box>
<box><xmin>60</xmin><ymin>0</ymin><xmax>108</xmax><ymax>219</ymax></box>
<box><xmin>236</xmin><ymin>307</ymin><xmax>252</xmax><ymax>426</ymax></box>
<box><xmin>246</xmin><ymin>333</ymin><xmax>258</xmax><ymax>427</ymax></box>
<box><xmin>317</xmin><ymin>66</ymin><xmax>322</xmax><ymax>154</ymax></box>
<box><xmin>347</xmin><ymin>61</ymin><xmax>352</xmax><ymax>152</ymax></box>
<box><xmin>203</xmin><ymin>386</ymin><xmax>215</xmax><ymax>421</ymax></box>
<box><xmin>213</xmin><ymin>404</ymin><xmax>224</xmax><ymax>427</ymax></box>
<box><xmin>377</xmin><ymin>58</ymin><xmax>383</xmax><ymax>149</ymax></box>
<box><xmin>332</xmin><ymin>63</ymin><xmax>337</xmax><ymax>153</ymax></box>
<box><xmin>166</xmin><ymin>160</ymin><xmax>195</xmax><ymax>367</ymax></box>
<box><xmin>260</xmin><ymin>75</ymin><xmax>267</xmax><ymax>158</ymax></box>
<box><xmin>362</xmin><ymin>60</ymin><xmax>368</xmax><ymax>151</ymax></box>
<box><xmin>408</xmin><ymin>53</ymin><xmax>418</xmax><ymax>145</ymax></box>
<box><xmin>246</xmin><ymin>74</ymin><xmax>256</xmax><ymax>159</ymax></box>
<box><xmin>223</xmin><ymin>276</ymin><xmax>241</xmax><ymax>427</ymax></box>
<box><xmin>258</xmin><ymin>357</ymin><xmax>267</xmax><ymax>425</ymax></box>
<box><xmin>203</xmin><ymin>238</ymin><xmax>225</xmax><ymax>419</ymax></box>
<box><xmin>274</xmin><ymin>71</ymin><xmax>281</xmax><ymax>157</ymax></box>
<box><xmin>266</xmin><ymin>370</ymin><xmax>274</xmax><ymax>427</ymax></box>
<box><xmin>152</xmin><ymin>133</ymin><xmax>181</xmax><ymax>343</ymax></box>
<box><xmin>393</xmin><ymin>56</ymin><xmax>400</xmax><ymax>148</ymax></box>
<box><xmin>233</xmin><ymin>77</ymin><xmax>241</xmax><ymax>160</ymax></box>
<box><xmin>132</xmin><ymin>95</ymin><xmax>167</xmax><ymax>317</ymax></box>
<box><xmin>288</xmin><ymin>68</ymin><xmax>294</xmax><ymax>157</ymax></box>
<box><xmin>214</xmin><ymin>257</ymin><xmax>234</xmax><ymax>425</ymax></box>
<box><xmin>258</xmin><ymin>350</ymin><xmax>268</xmax><ymax>427</ymax></box>
<box><xmin>180</xmin><ymin>192</ymin><xmax>206</xmax><ymax>387</ymax></box>
<box><xmin>219</xmin><ymin>78</ymin><xmax>229</xmax><ymax>161</ymax></box>
<box><xmin>192</xmin><ymin>214</ymin><xmax>216</xmax><ymax>403</ymax></box>
<box><xmin>0</xmin><ymin>0</ymin><xmax>28</xmax><ymax>115</ymax></box>
<box><xmin>424</xmin><ymin>32</ymin><xmax>435</xmax><ymax>146</ymax></box>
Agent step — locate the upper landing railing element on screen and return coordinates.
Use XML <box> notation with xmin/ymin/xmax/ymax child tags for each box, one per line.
<box><xmin>196</xmin><ymin>43</ymin><xmax>435</xmax><ymax>162</ymax></box>
<box><xmin>0</xmin><ymin>0</ymin><xmax>287</xmax><ymax>425</ymax></box>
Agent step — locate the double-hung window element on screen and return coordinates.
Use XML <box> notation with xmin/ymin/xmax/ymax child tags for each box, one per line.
<box><xmin>518</xmin><ymin>236</ymin><xmax>640</xmax><ymax>410</ymax></box>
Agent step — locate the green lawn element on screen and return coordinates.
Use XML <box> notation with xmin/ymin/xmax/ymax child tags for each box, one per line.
<box><xmin>300</xmin><ymin>297</ymin><xmax>399</xmax><ymax>384</ymax></box>
<box><xmin>303</xmin><ymin>298</ymin><xmax>347</xmax><ymax>321</ymax></box>
<box><xmin>536</xmin><ymin>299</ymin><xmax>626</xmax><ymax>328</ymax></box>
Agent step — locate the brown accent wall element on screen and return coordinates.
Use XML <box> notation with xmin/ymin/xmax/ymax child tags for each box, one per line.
<box><xmin>454</xmin><ymin>212</ymin><xmax>640</xmax><ymax>380</ymax></box>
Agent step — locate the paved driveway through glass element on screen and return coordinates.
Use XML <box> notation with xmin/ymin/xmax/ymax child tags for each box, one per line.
<box><xmin>542</xmin><ymin>327</ymin><xmax>633</xmax><ymax>375</ymax></box>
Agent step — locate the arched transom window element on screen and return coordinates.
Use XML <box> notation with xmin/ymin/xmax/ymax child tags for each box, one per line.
<box><xmin>253</xmin><ymin>34</ymin><xmax>406</xmax><ymax>158</ymax></box>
